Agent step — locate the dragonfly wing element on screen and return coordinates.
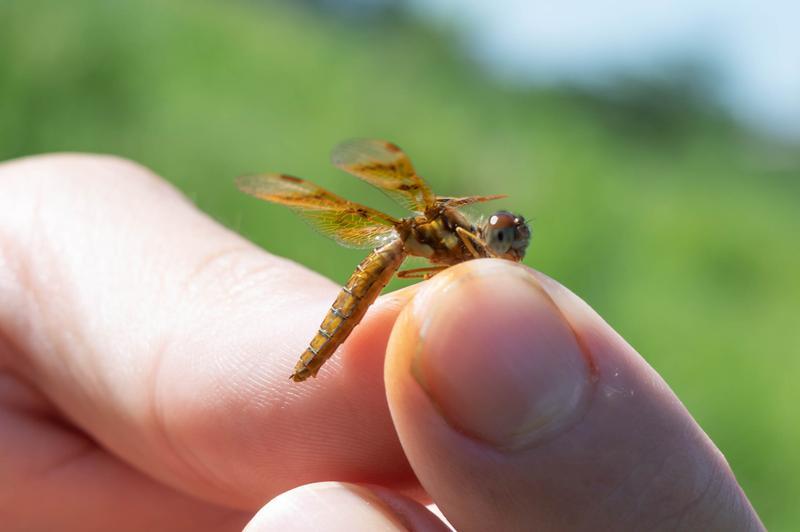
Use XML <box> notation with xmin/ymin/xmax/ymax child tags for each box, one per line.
<box><xmin>439</xmin><ymin>194</ymin><xmax>508</xmax><ymax>208</ymax></box>
<box><xmin>331</xmin><ymin>138</ymin><xmax>435</xmax><ymax>213</ymax></box>
<box><xmin>236</xmin><ymin>173</ymin><xmax>398</xmax><ymax>249</ymax></box>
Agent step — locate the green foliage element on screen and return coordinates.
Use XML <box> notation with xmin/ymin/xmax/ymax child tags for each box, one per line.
<box><xmin>2</xmin><ymin>1</ymin><xmax>798</xmax><ymax>527</ymax></box>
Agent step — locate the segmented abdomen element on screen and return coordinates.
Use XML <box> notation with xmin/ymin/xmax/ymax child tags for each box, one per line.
<box><xmin>291</xmin><ymin>239</ymin><xmax>406</xmax><ymax>381</ymax></box>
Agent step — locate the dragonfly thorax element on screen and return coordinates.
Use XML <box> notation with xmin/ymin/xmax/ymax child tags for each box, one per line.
<box><xmin>397</xmin><ymin>208</ymin><xmax>482</xmax><ymax>265</ymax></box>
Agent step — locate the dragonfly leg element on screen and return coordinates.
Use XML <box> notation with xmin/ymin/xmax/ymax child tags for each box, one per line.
<box><xmin>397</xmin><ymin>265</ymin><xmax>447</xmax><ymax>280</ymax></box>
<box><xmin>455</xmin><ymin>226</ymin><xmax>489</xmax><ymax>258</ymax></box>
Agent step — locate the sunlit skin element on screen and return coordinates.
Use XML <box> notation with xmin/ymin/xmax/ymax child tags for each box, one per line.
<box><xmin>236</xmin><ymin>139</ymin><xmax>531</xmax><ymax>382</ymax></box>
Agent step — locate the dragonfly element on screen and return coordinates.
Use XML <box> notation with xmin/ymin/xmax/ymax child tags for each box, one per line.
<box><xmin>236</xmin><ymin>139</ymin><xmax>531</xmax><ymax>382</ymax></box>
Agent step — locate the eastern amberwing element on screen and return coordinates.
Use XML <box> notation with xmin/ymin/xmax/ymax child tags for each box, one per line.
<box><xmin>236</xmin><ymin>139</ymin><xmax>531</xmax><ymax>382</ymax></box>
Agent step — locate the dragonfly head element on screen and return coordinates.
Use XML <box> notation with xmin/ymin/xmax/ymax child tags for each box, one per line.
<box><xmin>480</xmin><ymin>210</ymin><xmax>530</xmax><ymax>261</ymax></box>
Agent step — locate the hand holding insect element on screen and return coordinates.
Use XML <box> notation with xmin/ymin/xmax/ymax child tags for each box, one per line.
<box><xmin>0</xmin><ymin>154</ymin><xmax>763</xmax><ymax>531</ymax></box>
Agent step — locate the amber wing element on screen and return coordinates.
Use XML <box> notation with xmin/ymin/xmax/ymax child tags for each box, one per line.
<box><xmin>331</xmin><ymin>139</ymin><xmax>435</xmax><ymax>213</ymax></box>
<box><xmin>438</xmin><ymin>195</ymin><xmax>508</xmax><ymax>208</ymax></box>
<box><xmin>235</xmin><ymin>173</ymin><xmax>398</xmax><ymax>249</ymax></box>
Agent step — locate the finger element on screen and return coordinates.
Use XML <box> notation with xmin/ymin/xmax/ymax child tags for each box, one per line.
<box><xmin>0</xmin><ymin>371</ymin><xmax>250</xmax><ymax>531</ymax></box>
<box><xmin>385</xmin><ymin>259</ymin><xmax>763</xmax><ymax>531</ymax></box>
<box><xmin>0</xmin><ymin>154</ymin><xmax>418</xmax><ymax>509</ymax></box>
<box><xmin>245</xmin><ymin>482</ymin><xmax>449</xmax><ymax>532</ymax></box>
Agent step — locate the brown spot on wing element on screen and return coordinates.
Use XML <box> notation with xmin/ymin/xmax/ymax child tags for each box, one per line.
<box><xmin>384</xmin><ymin>142</ymin><xmax>402</xmax><ymax>153</ymax></box>
<box><xmin>331</xmin><ymin>138</ymin><xmax>435</xmax><ymax>212</ymax></box>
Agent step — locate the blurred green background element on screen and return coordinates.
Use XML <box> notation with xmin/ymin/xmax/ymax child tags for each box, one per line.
<box><xmin>1</xmin><ymin>1</ymin><xmax>798</xmax><ymax>528</ymax></box>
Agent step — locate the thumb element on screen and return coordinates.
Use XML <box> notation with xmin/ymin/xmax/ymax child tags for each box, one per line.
<box><xmin>385</xmin><ymin>260</ymin><xmax>762</xmax><ymax>531</ymax></box>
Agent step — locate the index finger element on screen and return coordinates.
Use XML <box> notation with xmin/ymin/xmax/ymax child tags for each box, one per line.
<box><xmin>0</xmin><ymin>154</ymin><xmax>419</xmax><ymax>509</ymax></box>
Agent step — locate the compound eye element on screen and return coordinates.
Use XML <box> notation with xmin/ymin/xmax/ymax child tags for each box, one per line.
<box><xmin>489</xmin><ymin>211</ymin><xmax>516</xmax><ymax>228</ymax></box>
<box><xmin>488</xmin><ymin>211</ymin><xmax>517</xmax><ymax>230</ymax></box>
<box><xmin>486</xmin><ymin>211</ymin><xmax>517</xmax><ymax>254</ymax></box>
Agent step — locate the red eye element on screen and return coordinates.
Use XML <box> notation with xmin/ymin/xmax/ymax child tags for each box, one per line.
<box><xmin>488</xmin><ymin>211</ymin><xmax>517</xmax><ymax>230</ymax></box>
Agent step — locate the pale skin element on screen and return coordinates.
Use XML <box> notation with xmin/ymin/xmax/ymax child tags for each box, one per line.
<box><xmin>0</xmin><ymin>154</ymin><xmax>763</xmax><ymax>531</ymax></box>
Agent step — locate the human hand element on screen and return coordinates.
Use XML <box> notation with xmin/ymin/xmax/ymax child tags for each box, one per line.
<box><xmin>0</xmin><ymin>155</ymin><xmax>762</xmax><ymax>531</ymax></box>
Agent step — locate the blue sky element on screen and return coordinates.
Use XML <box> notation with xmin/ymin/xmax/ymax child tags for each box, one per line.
<box><xmin>411</xmin><ymin>0</ymin><xmax>800</xmax><ymax>139</ymax></box>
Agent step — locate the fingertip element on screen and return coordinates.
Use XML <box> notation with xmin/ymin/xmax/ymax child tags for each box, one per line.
<box><xmin>245</xmin><ymin>482</ymin><xmax>447</xmax><ymax>532</ymax></box>
<box><xmin>387</xmin><ymin>259</ymin><xmax>592</xmax><ymax>449</ymax></box>
<box><xmin>385</xmin><ymin>260</ymin><xmax>763</xmax><ymax>530</ymax></box>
